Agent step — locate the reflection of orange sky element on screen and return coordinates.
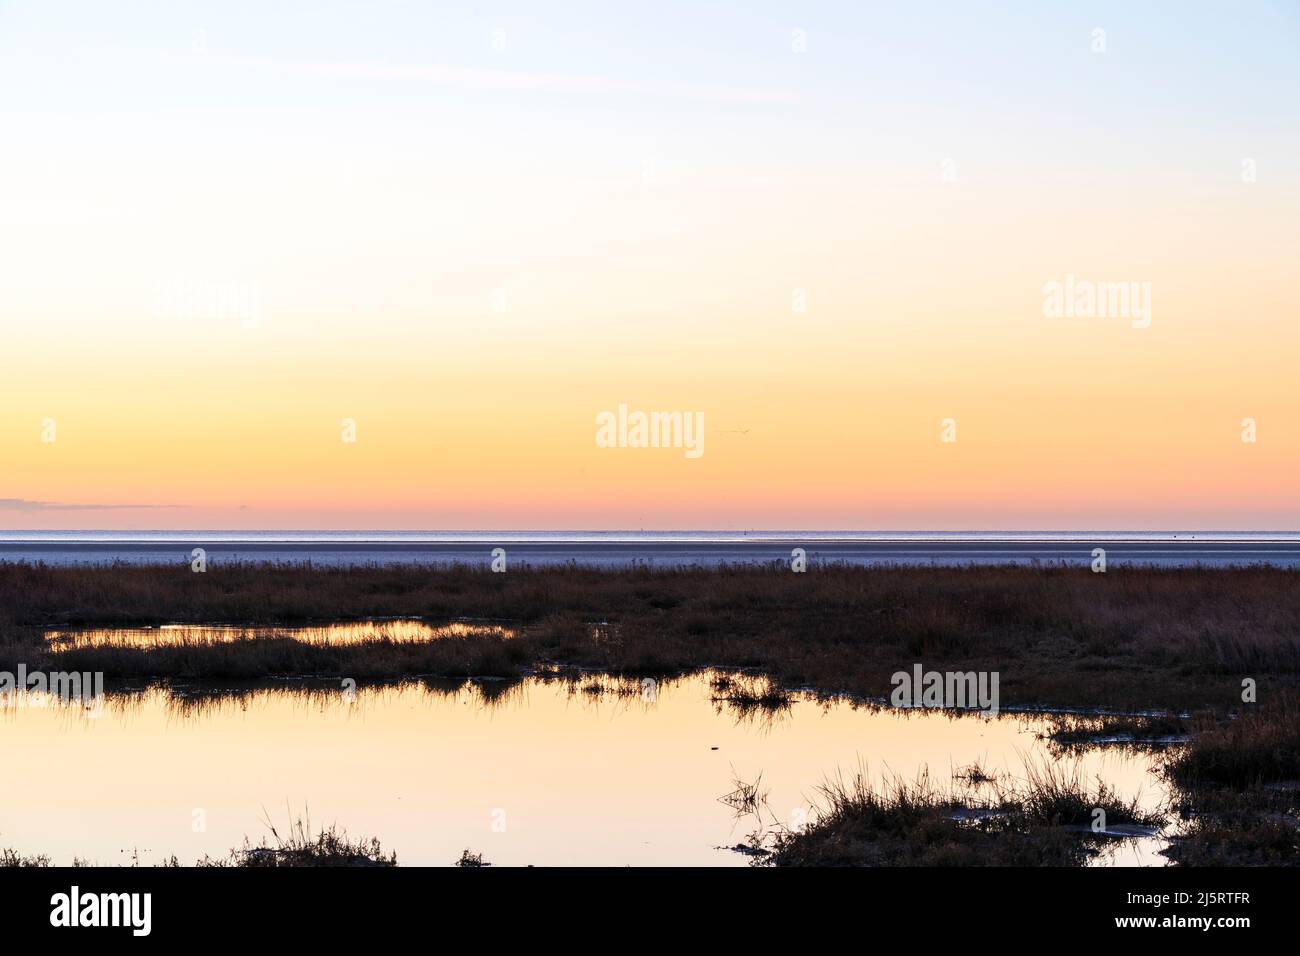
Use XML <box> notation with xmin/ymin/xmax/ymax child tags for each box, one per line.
<box><xmin>4</xmin><ymin>174</ymin><xmax>1298</xmax><ymax>529</ymax></box>
<box><xmin>0</xmin><ymin>677</ymin><xmax>1166</xmax><ymax>866</ymax></box>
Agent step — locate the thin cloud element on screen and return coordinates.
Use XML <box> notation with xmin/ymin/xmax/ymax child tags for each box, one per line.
<box><xmin>0</xmin><ymin>498</ymin><xmax>184</xmax><ymax>512</ymax></box>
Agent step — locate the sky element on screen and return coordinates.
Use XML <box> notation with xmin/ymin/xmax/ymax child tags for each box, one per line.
<box><xmin>2</xmin><ymin>0</ymin><xmax>1299</xmax><ymax>531</ymax></box>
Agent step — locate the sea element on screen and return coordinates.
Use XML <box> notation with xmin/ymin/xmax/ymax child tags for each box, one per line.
<box><xmin>2</xmin><ymin>530</ymin><xmax>1299</xmax><ymax>567</ymax></box>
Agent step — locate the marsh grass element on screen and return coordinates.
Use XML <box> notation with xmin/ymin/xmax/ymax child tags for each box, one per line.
<box><xmin>1155</xmin><ymin>695</ymin><xmax>1300</xmax><ymax>865</ymax></box>
<box><xmin>3</xmin><ymin>814</ymin><xmax>397</xmax><ymax>868</ymax></box>
<box><xmin>1161</xmin><ymin>810</ymin><xmax>1299</xmax><ymax>866</ymax></box>
<box><xmin>1165</xmin><ymin>694</ymin><xmax>1300</xmax><ymax>788</ymax></box>
<box><xmin>203</xmin><ymin>813</ymin><xmax>396</xmax><ymax>867</ymax></box>
<box><xmin>1018</xmin><ymin>760</ymin><xmax>1155</xmax><ymax>829</ymax></box>
<box><xmin>454</xmin><ymin>849</ymin><xmax>490</xmax><ymax>867</ymax></box>
<box><xmin>4</xmin><ymin>561</ymin><xmax>1299</xmax><ymax>711</ymax></box>
<box><xmin>43</xmin><ymin>628</ymin><xmax>531</xmax><ymax>682</ymax></box>
<box><xmin>764</xmin><ymin>758</ymin><xmax>1162</xmax><ymax>866</ymax></box>
<box><xmin>0</xmin><ymin>848</ymin><xmax>51</xmax><ymax>867</ymax></box>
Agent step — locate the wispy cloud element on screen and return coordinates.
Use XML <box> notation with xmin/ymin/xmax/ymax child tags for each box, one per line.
<box><xmin>0</xmin><ymin>498</ymin><xmax>184</xmax><ymax>512</ymax></box>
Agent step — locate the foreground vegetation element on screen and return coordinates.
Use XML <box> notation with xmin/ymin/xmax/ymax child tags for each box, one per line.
<box><xmin>766</xmin><ymin>694</ymin><xmax>1300</xmax><ymax>867</ymax></box>
<box><xmin>762</xmin><ymin>762</ymin><xmax>1161</xmax><ymax>866</ymax></box>
<box><xmin>1158</xmin><ymin>695</ymin><xmax>1300</xmax><ymax>866</ymax></box>
<box><xmin>1</xmin><ymin>816</ymin><xmax>400</xmax><ymax>868</ymax></box>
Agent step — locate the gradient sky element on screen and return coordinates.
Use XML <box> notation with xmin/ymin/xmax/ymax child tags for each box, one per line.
<box><xmin>2</xmin><ymin>0</ymin><xmax>1299</xmax><ymax>530</ymax></box>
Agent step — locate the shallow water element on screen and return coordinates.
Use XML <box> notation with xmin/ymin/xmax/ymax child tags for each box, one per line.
<box><xmin>0</xmin><ymin>670</ymin><xmax>1171</xmax><ymax>866</ymax></box>
<box><xmin>45</xmin><ymin>619</ymin><xmax>513</xmax><ymax>650</ymax></box>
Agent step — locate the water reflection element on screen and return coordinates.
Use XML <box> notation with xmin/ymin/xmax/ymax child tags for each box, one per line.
<box><xmin>45</xmin><ymin>619</ymin><xmax>515</xmax><ymax>650</ymax></box>
<box><xmin>0</xmin><ymin>671</ymin><xmax>1173</xmax><ymax>867</ymax></box>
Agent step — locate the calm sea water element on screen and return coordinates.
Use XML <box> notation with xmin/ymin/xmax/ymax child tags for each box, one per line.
<box><xmin>2</xmin><ymin>531</ymin><xmax>1299</xmax><ymax>567</ymax></box>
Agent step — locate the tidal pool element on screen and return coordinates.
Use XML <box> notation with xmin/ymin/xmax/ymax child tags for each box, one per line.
<box><xmin>45</xmin><ymin>619</ymin><xmax>514</xmax><ymax>649</ymax></box>
<box><xmin>0</xmin><ymin>671</ymin><xmax>1171</xmax><ymax>866</ymax></box>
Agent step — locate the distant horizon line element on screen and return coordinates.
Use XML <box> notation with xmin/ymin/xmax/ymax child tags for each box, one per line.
<box><xmin>4</xmin><ymin>530</ymin><xmax>1300</xmax><ymax>541</ymax></box>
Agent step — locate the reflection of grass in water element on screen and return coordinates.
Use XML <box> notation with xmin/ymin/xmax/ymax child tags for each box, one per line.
<box><xmin>952</xmin><ymin>758</ymin><xmax>1000</xmax><ymax>787</ymax></box>
<box><xmin>557</xmin><ymin>672</ymin><xmax>646</xmax><ymax>701</ymax></box>
<box><xmin>716</xmin><ymin>769</ymin><xmax>779</xmax><ymax>860</ymax></box>
<box><xmin>1044</xmin><ymin>712</ymin><xmax>1190</xmax><ymax>754</ymax></box>
<box><xmin>718</xmin><ymin>769</ymin><xmax>769</xmax><ymax>816</ymax></box>
<box><xmin>760</xmin><ymin>757</ymin><xmax>1164</xmax><ymax>867</ymax></box>
<box><xmin>38</xmin><ymin>626</ymin><xmax>532</xmax><ymax>683</ymax></box>
<box><xmin>45</xmin><ymin>620</ymin><xmax>516</xmax><ymax>651</ymax></box>
<box><xmin>711</xmin><ymin>676</ymin><xmax>794</xmax><ymax>736</ymax></box>
<box><xmin>710</xmin><ymin>674</ymin><xmax>794</xmax><ymax>732</ymax></box>
<box><xmin>154</xmin><ymin>680</ymin><xmax>475</xmax><ymax>719</ymax></box>
<box><xmin>24</xmin><ymin>669</ymin><xmax>714</xmax><ymax>720</ymax></box>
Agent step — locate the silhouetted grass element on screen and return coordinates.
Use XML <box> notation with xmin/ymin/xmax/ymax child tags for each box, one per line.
<box><xmin>43</xmin><ymin>630</ymin><xmax>529</xmax><ymax>682</ymax></box>
<box><xmin>3</xmin><ymin>814</ymin><xmax>397</xmax><ymax>868</ymax></box>
<box><xmin>765</xmin><ymin>760</ymin><xmax>1161</xmax><ymax>866</ymax></box>
<box><xmin>202</xmin><ymin>813</ymin><xmax>396</xmax><ymax>867</ymax></box>
<box><xmin>0</xmin><ymin>848</ymin><xmax>51</xmax><ymax>867</ymax></box>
